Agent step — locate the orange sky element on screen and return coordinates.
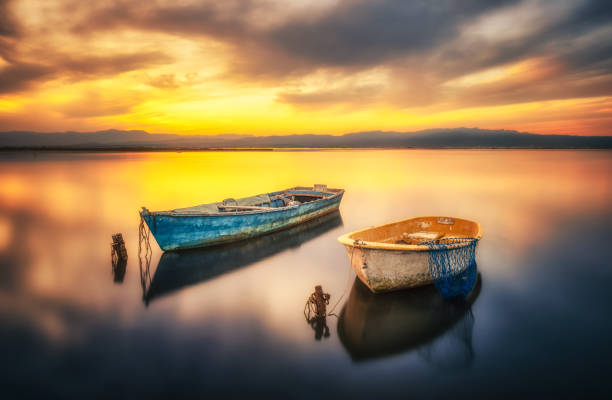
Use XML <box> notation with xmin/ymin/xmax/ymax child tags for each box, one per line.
<box><xmin>0</xmin><ymin>0</ymin><xmax>611</xmax><ymax>136</ymax></box>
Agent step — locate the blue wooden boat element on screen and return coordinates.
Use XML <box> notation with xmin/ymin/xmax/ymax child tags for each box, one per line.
<box><xmin>140</xmin><ymin>185</ymin><xmax>344</xmax><ymax>251</ymax></box>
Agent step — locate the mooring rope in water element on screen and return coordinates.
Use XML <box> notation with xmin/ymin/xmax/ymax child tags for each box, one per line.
<box><xmin>327</xmin><ymin>252</ymin><xmax>355</xmax><ymax>317</ymax></box>
<box><xmin>138</xmin><ymin>216</ymin><xmax>153</xmax><ymax>294</ymax></box>
<box><xmin>326</xmin><ymin>240</ymin><xmax>359</xmax><ymax>317</ymax></box>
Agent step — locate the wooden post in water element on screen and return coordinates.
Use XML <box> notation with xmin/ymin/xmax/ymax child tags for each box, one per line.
<box><xmin>304</xmin><ymin>285</ymin><xmax>331</xmax><ymax>340</ymax></box>
<box><xmin>111</xmin><ymin>233</ymin><xmax>128</xmax><ymax>283</ymax></box>
<box><xmin>111</xmin><ymin>233</ymin><xmax>128</xmax><ymax>260</ymax></box>
<box><xmin>313</xmin><ymin>285</ymin><xmax>330</xmax><ymax>318</ymax></box>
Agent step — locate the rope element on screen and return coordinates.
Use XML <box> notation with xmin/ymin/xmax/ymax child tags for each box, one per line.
<box><xmin>303</xmin><ymin>293</ymin><xmax>321</xmax><ymax>322</ymax></box>
<box><xmin>327</xmin><ymin>240</ymin><xmax>358</xmax><ymax>317</ymax></box>
<box><xmin>138</xmin><ymin>216</ymin><xmax>153</xmax><ymax>298</ymax></box>
<box><xmin>303</xmin><ymin>294</ymin><xmax>331</xmax><ymax>340</ymax></box>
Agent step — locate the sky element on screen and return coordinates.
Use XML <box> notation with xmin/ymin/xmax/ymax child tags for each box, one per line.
<box><xmin>0</xmin><ymin>0</ymin><xmax>611</xmax><ymax>136</ymax></box>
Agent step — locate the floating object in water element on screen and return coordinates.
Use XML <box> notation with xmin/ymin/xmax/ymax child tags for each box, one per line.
<box><xmin>337</xmin><ymin>276</ymin><xmax>481</xmax><ymax>364</ymax></box>
<box><xmin>304</xmin><ymin>285</ymin><xmax>331</xmax><ymax>340</ymax></box>
<box><xmin>337</xmin><ymin>216</ymin><xmax>481</xmax><ymax>293</ymax></box>
<box><xmin>140</xmin><ymin>185</ymin><xmax>344</xmax><ymax>251</ymax></box>
<box><xmin>111</xmin><ymin>233</ymin><xmax>127</xmax><ymax>283</ymax></box>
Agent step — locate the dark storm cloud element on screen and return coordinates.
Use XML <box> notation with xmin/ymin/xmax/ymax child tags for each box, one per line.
<box><xmin>553</xmin><ymin>0</ymin><xmax>612</xmax><ymax>37</ymax></box>
<box><xmin>0</xmin><ymin>0</ymin><xmax>18</xmax><ymax>38</ymax></box>
<box><xmin>4</xmin><ymin>0</ymin><xmax>612</xmax><ymax>108</ymax></box>
<box><xmin>73</xmin><ymin>0</ymin><xmax>520</xmax><ymax>74</ymax></box>
<box><xmin>0</xmin><ymin>51</ymin><xmax>171</xmax><ymax>94</ymax></box>
<box><xmin>72</xmin><ymin>0</ymin><xmax>254</xmax><ymax>40</ymax></box>
<box><xmin>0</xmin><ymin>62</ymin><xmax>53</xmax><ymax>94</ymax></box>
<box><xmin>548</xmin><ymin>1</ymin><xmax>612</xmax><ymax>75</ymax></box>
<box><xmin>0</xmin><ymin>0</ymin><xmax>51</xmax><ymax>94</ymax></box>
<box><xmin>57</xmin><ymin>52</ymin><xmax>172</xmax><ymax>79</ymax></box>
<box><xmin>483</xmin><ymin>0</ymin><xmax>612</xmax><ymax>76</ymax></box>
<box><xmin>0</xmin><ymin>0</ymin><xmax>172</xmax><ymax>94</ymax></box>
<box><xmin>0</xmin><ymin>0</ymin><xmax>19</xmax><ymax>62</ymax></box>
<box><xmin>265</xmin><ymin>0</ymin><xmax>519</xmax><ymax>68</ymax></box>
<box><xmin>452</xmin><ymin>71</ymin><xmax>612</xmax><ymax>108</ymax></box>
<box><xmin>71</xmin><ymin>0</ymin><xmax>612</xmax><ymax>89</ymax></box>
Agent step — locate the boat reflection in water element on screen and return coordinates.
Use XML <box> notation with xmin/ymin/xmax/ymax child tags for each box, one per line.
<box><xmin>337</xmin><ymin>273</ymin><xmax>481</xmax><ymax>368</ymax></box>
<box><xmin>140</xmin><ymin>211</ymin><xmax>343</xmax><ymax>305</ymax></box>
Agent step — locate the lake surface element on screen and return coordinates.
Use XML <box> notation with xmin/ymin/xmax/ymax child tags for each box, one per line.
<box><xmin>0</xmin><ymin>150</ymin><xmax>611</xmax><ymax>399</ymax></box>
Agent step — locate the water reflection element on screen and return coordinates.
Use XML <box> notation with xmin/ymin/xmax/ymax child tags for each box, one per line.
<box><xmin>306</xmin><ymin>316</ymin><xmax>330</xmax><ymax>341</ymax></box>
<box><xmin>140</xmin><ymin>212</ymin><xmax>343</xmax><ymax>305</ymax></box>
<box><xmin>337</xmin><ymin>274</ymin><xmax>481</xmax><ymax>366</ymax></box>
<box><xmin>111</xmin><ymin>257</ymin><xmax>127</xmax><ymax>283</ymax></box>
<box><xmin>1</xmin><ymin>150</ymin><xmax>610</xmax><ymax>398</ymax></box>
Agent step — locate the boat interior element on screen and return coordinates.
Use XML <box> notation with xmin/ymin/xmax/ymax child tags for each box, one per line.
<box><xmin>344</xmin><ymin>217</ymin><xmax>481</xmax><ymax>246</ymax></box>
<box><xmin>170</xmin><ymin>185</ymin><xmax>343</xmax><ymax>214</ymax></box>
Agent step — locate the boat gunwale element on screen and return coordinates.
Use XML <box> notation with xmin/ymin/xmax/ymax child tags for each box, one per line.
<box><xmin>337</xmin><ymin>216</ymin><xmax>482</xmax><ymax>252</ymax></box>
<box><xmin>142</xmin><ymin>187</ymin><xmax>345</xmax><ymax>217</ymax></box>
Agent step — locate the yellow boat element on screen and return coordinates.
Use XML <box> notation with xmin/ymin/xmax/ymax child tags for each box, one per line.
<box><xmin>337</xmin><ymin>216</ymin><xmax>482</xmax><ymax>293</ymax></box>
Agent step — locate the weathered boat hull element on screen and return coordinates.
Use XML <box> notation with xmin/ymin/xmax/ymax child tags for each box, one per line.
<box><xmin>345</xmin><ymin>246</ymin><xmax>433</xmax><ymax>292</ymax></box>
<box><xmin>141</xmin><ymin>188</ymin><xmax>344</xmax><ymax>251</ymax></box>
<box><xmin>338</xmin><ymin>216</ymin><xmax>481</xmax><ymax>293</ymax></box>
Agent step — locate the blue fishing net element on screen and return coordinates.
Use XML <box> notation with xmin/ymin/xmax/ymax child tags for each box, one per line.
<box><xmin>425</xmin><ymin>238</ymin><xmax>478</xmax><ymax>299</ymax></box>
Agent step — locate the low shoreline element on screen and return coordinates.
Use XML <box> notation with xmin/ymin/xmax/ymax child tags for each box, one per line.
<box><xmin>1</xmin><ymin>146</ymin><xmax>611</xmax><ymax>152</ymax></box>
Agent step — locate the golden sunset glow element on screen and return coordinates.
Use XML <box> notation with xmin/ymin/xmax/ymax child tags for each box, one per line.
<box><xmin>1</xmin><ymin>0</ymin><xmax>611</xmax><ymax>135</ymax></box>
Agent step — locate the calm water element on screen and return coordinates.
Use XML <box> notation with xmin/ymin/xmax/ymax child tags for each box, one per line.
<box><xmin>0</xmin><ymin>150</ymin><xmax>611</xmax><ymax>399</ymax></box>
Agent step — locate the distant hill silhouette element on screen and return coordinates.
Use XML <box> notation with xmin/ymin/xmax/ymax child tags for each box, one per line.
<box><xmin>0</xmin><ymin>128</ymin><xmax>610</xmax><ymax>149</ymax></box>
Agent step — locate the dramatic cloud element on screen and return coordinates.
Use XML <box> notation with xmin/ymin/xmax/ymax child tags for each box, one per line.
<box><xmin>57</xmin><ymin>52</ymin><xmax>171</xmax><ymax>79</ymax></box>
<box><xmin>0</xmin><ymin>52</ymin><xmax>171</xmax><ymax>95</ymax></box>
<box><xmin>0</xmin><ymin>62</ymin><xmax>53</xmax><ymax>93</ymax></box>
<box><xmin>267</xmin><ymin>0</ymin><xmax>519</xmax><ymax>68</ymax></box>
<box><xmin>0</xmin><ymin>0</ymin><xmax>18</xmax><ymax>38</ymax></box>
<box><xmin>0</xmin><ymin>0</ymin><xmax>611</xmax><ymax>135</ymax></box>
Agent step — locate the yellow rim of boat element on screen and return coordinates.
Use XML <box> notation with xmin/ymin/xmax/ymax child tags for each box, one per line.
<box><xmin>337</xmin><ymin>216</ymin><xmax>482</xmax><ymax>252</ymax></box>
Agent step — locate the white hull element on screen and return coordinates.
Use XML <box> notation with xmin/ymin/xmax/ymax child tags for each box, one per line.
<box><xmin>338</xmin><ymin>216</ymin><xmax>482</xmax><ymax>293</ymax></box>
<box><xmin>344</xmin><ymin>246</ymin><xmax>433</xmax><ymax>293</ymax></box>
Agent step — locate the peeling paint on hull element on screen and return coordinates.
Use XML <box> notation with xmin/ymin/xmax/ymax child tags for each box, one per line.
<box><xmin>141</xmin><ymin>191</ymin><xmax>344</xmax><ymax>251</ymax></box>
<box><xmin>344</xmin><ymin>246</ymin><xmax>433</xmax><ymax>293</ymax></box>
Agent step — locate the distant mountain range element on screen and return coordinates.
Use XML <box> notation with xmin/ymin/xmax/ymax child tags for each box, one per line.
<box><xmin>0</xmin><ymin>128</ymin><xmax>610</xmax><ymax>149</ymax></box>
